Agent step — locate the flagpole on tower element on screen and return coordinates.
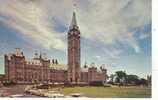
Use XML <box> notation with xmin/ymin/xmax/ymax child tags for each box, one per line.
<box><xmin>73</xmin><ymin>3</ymin><xmax>77</xmax><ymax>12</ymax></box>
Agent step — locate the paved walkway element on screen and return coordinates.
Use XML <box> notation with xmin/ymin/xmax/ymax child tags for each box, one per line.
<box><xmin>0</xmin><ymin>85</ymin><xmax>27</xmax><ymax>97</ymax></box>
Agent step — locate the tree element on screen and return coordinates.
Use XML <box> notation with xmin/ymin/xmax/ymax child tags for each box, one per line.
<box><xmin>139</xmin><ymin>78</ymin><xmax>147</xmax><ymax>86</ymax></box>
<box><xmin>115</xmin><ymin>71</ymin><xmax>127</xmax><ymax>85</ymax></box>
<box><xmin>147</xmin><ymin>75</ymin><xmax>151</xmax><ymax>87</ymax></box>
<box><xmin>109</xmin><ymin>74</ymin><xmax>115</xmax><ymax>83</ymax></box>
<box><xmin>115</xmin><ymin>71</ymin><xmax>126</xmax><ymax>79</ymax></box>
<box><xmin>126</xmin><ymin>74</ymin><xmax>139</xmax><ymax>85</ymax></box>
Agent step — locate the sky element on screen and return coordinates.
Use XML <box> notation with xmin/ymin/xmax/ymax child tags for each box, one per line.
<box><xmin>0</xmin><ymin>0</ymin><xmax>151</xmax><ymax>78</ymax></box>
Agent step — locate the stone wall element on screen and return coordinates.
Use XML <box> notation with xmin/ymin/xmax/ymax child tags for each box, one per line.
<box><xmin>4</xmin><ymin>54</ymin><xmax>66</xmax><ymax>84</ymax></box>
<box><xmin>4</xmin><ymin>52</ymin><xmax>107</xmax><ymax>84</ymax></box>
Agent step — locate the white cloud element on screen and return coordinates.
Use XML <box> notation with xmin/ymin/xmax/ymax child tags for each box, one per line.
<box><xmin>76</xmin><ymin>0</ymin><xmax>151</xmax><ymax>54</ymax></box>
<box><xmin>102</xmin><ymin>46</ymin><xmax>123</xmax><ymax>59</ymax></box>
<box><xmin>0</xmin><ymin>0</ymin><xmax>151</xmax><ymax>55</ymax></box>
<box><xmin>139</xmin><ymin>33</ymin><xmax>150</xmax><ymax>40</ymax></box>
<box><xmin>95</xmin><ymin>55</ymin><xmax>101</xmax><ymax>59</ymax></box>
<box><xmin>0</xmin><ymin>0</ymin><xmax>67</xmax><ymax>50</ymax></box>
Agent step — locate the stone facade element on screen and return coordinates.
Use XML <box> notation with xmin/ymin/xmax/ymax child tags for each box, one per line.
<box><xmin>68</xmin><ymin>12</ymin><xmax>81</xmax><ymax>84</ymax></box>
<box><xmin>3</xmin><ymin>12</ymin><xmax>107</xmax><ymax>84</ymax></box>
<box><xmin>4</xmin><ymin>49</ymin><xmax>107</xmax><ymax>84</ymax></box>
<box><xmin>0</xmin><ymin>74</ymin><xmax>4</xmax><ymax>87</ymax></box>
<box><xmin>4</xmin><ymin>49</ymin><xmax>67</xmax><ymax>84</ymax></box>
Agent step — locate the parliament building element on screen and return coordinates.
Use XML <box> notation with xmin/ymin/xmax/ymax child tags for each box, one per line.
<box><xmin>4</xmin><ymin>12</ymin><xmax>107</xmax><ymax>84</ymax></box>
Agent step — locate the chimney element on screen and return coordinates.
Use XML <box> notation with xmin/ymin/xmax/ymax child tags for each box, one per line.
<box><xmin>52</xmin><ymin>59</ymin><xmax>54</xmax><ymax>64</ymax></box>
<box><xmin>34</xmin><ymin>50</ymin><xmax>38</xmax><ymax>58</ymax></box>
<box><xmin>55</xmin><ymin>59</ymin><xmax>58</xmax><ymax>64</ymax></box>
<box><xmin>15</xmin><ymin>48</ymin><xmax>22</xmax><ymax>56</ymax></box>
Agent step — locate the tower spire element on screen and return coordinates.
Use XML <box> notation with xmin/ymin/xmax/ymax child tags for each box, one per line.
<box><xmin>68</xmin><ymin>10</ymin><xmax>81</xmax><ymax>84</ymax></box>
<box><xmin>70</xmin><ymin>12</ymin><xmax>77</xmax><ymax>29</ymax></box>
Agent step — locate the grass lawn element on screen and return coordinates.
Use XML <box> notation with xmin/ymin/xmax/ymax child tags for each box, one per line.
<box><xmin>60</xmin><ymin>86</ymin><xmax>151</xmax><ymax>98</ymax></box>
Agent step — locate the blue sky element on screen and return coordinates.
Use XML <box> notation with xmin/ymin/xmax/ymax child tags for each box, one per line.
<box><xmin>0</xmin><ymin>0</ymin><xmax>151</xmax><ymax>78</ymax></box>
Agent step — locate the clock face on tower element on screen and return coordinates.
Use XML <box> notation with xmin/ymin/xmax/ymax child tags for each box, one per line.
<box><xmin>74</xmin><ymin>26</ymin><xmax>78</xmax><ymax>29</ymax></box>
<box><xmin>74</xmin><ymin>31</ymin><xmax>78</xmax><ymax>35</ymax></box>
<box><xmin>71</xmin><ymin>31</ymin><xmax>73</xmax><ymax>35</ymax></box>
